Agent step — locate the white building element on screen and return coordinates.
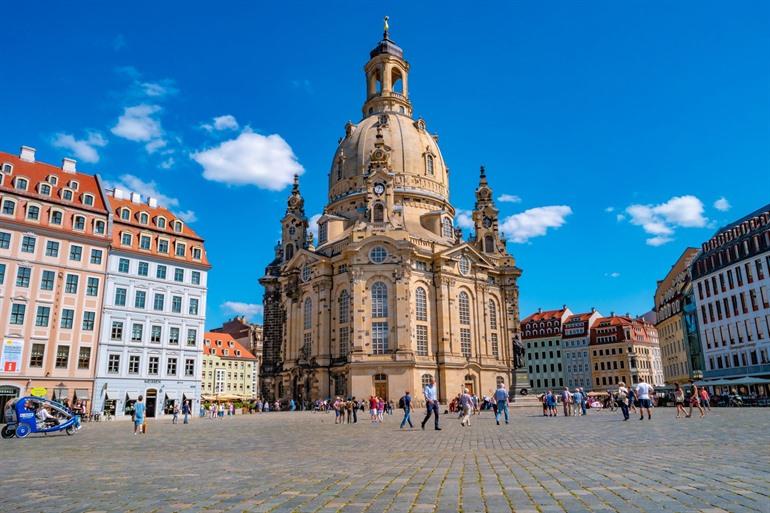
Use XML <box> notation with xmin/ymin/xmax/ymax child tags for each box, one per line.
<box><xmin>93</xmin><ymin>189</ymin><xmax>209</xmax><ymax>418</ymax></box>
<box><xmin>562</xmin><ymin>310</ymin><xmax>601</xmax><ymax>390</ymax></box>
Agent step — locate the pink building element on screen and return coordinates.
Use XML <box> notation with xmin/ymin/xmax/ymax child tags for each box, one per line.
<box><xmin>0</xmin><ymin>147</ymin><xmax>110</xmax><ymax>419</ymax></box>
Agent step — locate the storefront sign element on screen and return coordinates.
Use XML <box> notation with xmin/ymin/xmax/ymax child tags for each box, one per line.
<box><xmin>0</xmin><ymin>339</ymin><xmax>23</xmax><ymax>373</ymax></box>
<box><xmin>29</xmin><ymin>387</ymin><xmax>47</xmax><ymax>397</ymax></box>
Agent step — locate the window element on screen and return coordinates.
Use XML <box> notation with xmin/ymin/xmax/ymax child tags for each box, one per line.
<box><xmin>137</xmin><ymin>261</ymin><xmax>148</xmax><ymax>276</ymax></box>
<box><xmin>303</xmin><ymin>298</ymin><xmax>313</xmax><ymax>330</ymax></box>
<box><xmin>338</xmin><ymin>291</ymin><xmax>349</xmax><ymax>323</ymax></box>
<box><xmin>415</xmin><ymin>287</ymin><xmax>428</xmax><ymax>321</ymax></box>
<box><xmin>191</xmin><ymin>271</ymin><xmax>201</xmax><ymax>285</ymax></box>
<box><xmin>55</xmin><ymin>346</ymin><xmax>70</xmax><ymax>368</ymax></box>
<box><xmin>69</xmin><ymin>245</ymin><xmax>82</xmax><ymax>261</ymax></box>
<box><xmin>114</xmin><ymin>287</ymin><xmax>127</xmax><ymax>306</ymax></box>
<box><xmin>39</xmin><ymin>183</ymin><xmax>51</xmax><ymax>195</ymax></box>
<box><xmin>148</xmin><ymin>356</ymin><xmax>159</xmax><ymax>375</ymax></box>
<box><xmin>10</xmin><ymin>304</ymin><xmax>26</xmax><ymax>325</ymax></box>
<box><xmin>120</xmin><ymin>208</ymin><xmax>130</xmax><ymax>220</ymax></box>
<box><xmin>156</xmin><ymin>217</ymin><xmax>166</xmax><ymax>229</ymax></box>
<box><xmin>131</xmin><ymin>323</ymin><xmax>143</xmax><ymax>342</ymax></box>
<box><xmin>118</xmin><ymin>258</ymin><xmax>129</xmax><ymax>273</ymax></box>
<box><xmin>139</xmin><ymin>212</ymin><xmax>149</xmax><ymax>224</ymax></box>
<box><xmin>26</xmin><ymin>205</ymin><xmax>40</xmax><ymax>221</ymax></box>
<box><xmin>64</xmin><ymin>274</ymin><xmax>78</xmax><ymax>293</ymax></box>
<box><xmin>489</xmin><ymin>300</ymin><xmax>498</xmax><ymax>330</ymax></box>
<box><xmin>460</xmin><ymin>328</ymin><xmax>472</xmax><ymax>357</ymax></box>
<box><xmin>301</xmin><ymin>265</ymin><xmax>311</xmax><ymax>282</ymax></box>
<box><xmin>459</xmin><ymin>256</ymin><xmax>471</xmax><ymax>275</ymax></box>
<box><xmin>150</xmin><ymin>325</ymin><xmax>161</xmax><ymax>343</ymax></box>
<box><xmin>185</xmin><ymin>358</ymin><xmax>195</xmax><ymax>376</ymax></box>
<box><xmin>108</xmin><ymin>354</ymin><xmax>121</xmax><ymax>373</ymax></box>
<box><xmin>175</xmin><ymin>242</ymin><xmax>186</xmax><ymax>257</ymax></box>
<box><xmin>134</xmin><ymin>290</ymin><xmax>146</xmax><ymax>309</ymax></box>
<box><xmin>82</xmin><ymin>311</ymin><xmax>95</xmax><ymax>331</ymax></box>
<box><xmin>111</xmin><ymin>321</ymin><xmax>123</xmax><ymax>341</ymax></box>
<box><xmin>369</xmin><ymin>246</ymin><xmax>387</xmax><ymax>263</ymax></box>
<box><xmin>156</xmin><ymin>265</ymin><xmax>167</xmax><ymax>279</ymax></box>
<box><xmin>426</xmin><ymin>154</ymin><xmax>434</xmax><ymax>175</ymax></box>
<box><xmin>372</xmin><ymin>203</ymin><xmax>385</xmax><ymax>222</ymax></box>
<box><xmin>21</xmin><ymin>236</ymin><xmax>36</xmax><ymax>253</ymax></box>
<box><xmin>0</xmin><ymin>231</ymin><xmax>10</xmax><ymax>248</ymax></box>
<box><xmin>60</xmin><ymin>309</ymin><xmax>74</xmax><ymax>329</ymax></box>
<box><xmin>73</xmin><ymin>216</ymin><xmax>86</xmax><ymax>231</ymax></box>
<box><xmin>69</xmin><ymin>180</ymin><xmax>79</xmax><ymax>191</ymax></box>
<box><xmin>128</xmin><ymin>355</ymin><xmax>140</xmax><ymax>374</ymax></box>
<box><xmin>372</xmin><ymin>321</ymin><xmax>389</xmax><ymax>354</ymax></box>
<box><xmin>319</xmin><ymin>222</ymin><xmax>328</xmax><ymax>245</ymax></box>
<box><xmin>0</xmin><ymin>263</ymin><xmax>4</xmax><ymax>284</ymax></box>
<box><xmin>35</xmin><ymin>306</ymin><xmax>50</xmax><ymax>327</ymax></box>
<box><xmin>172</xmin><ymin>295</ymin><xmax>182</xmax><ymax>313</ymax></box>
<box><xmin>416</xmin><ymin>325</ymin><xmax>428</xmax><ymax>356</ymax></box>
<box><xmin>83</xmin><ymin>195</ymin><xmax>95</xmax><ymax>207</ymax></box>
<box><xmin>169</xmin><ymin>327</ymin><xmax>180</xmax><ymax>345</ymax></box>
<box><xmin>29</xmin><ymin>344</ymin><xmax>45</xmax><ymax>367</ymax></box>
<box><xmin>50</xmin><ymin>210</ymin><xmax>63</xmax><ymax>225</ymax></box>
<box><xmin>153</xmin><ymin>293</ymin><xmax>165</xmax><ymax>311</ymax></box>
<box><xmin>174</xmin><ymin>268</ymin><xmax>184</xmax><ymax>282</ymax></box>
<box><xmin>167</xmin><ymin>357</ymin><xmax>178</xmax><ymax>376</ymax></box>
<box><xmin>339</xmin><ymin>327</ymin><xmax>349</xmax><ymax>355</ymax></box>
<box><xmin>158</xmin><ymin>239</ymin><xmax>169</xmax><ymax>253</ymax></box>
<box><xmin>491</xmin><ymin>332</ymin><xmax>499</xmax><ymax>358</ymax></box>
<box><xmin>16</xmin><ymin>267</ymin><xmax>31</xmax><ymax>287</ymax></box>
<box><xmin>189</xmin><ymin>298</ymin><xmax>199</xmax><ymax>315</ymax></box>
<box><xmin>187</xmin><ymin>329</ymin><xmax>197</xmax><ymax>346</ymax></box>
<box><xmin>421</xmin><ymin>374</ymin><xmax>434</xmax><ymax>388</ymax></box>
<box><xmin>371</xmin><ymin>282</ymin><xmax>388</xmax><ymax>318</ymax></box>
<box><xmin>86</xmin><ymin>277</ymin><xmax>99</xmax><ymax>296</ymax></box>
<box><xmin>442</xmin><ymin>217</ymin><xmax>453</xmax><ymax>238</ymax></box>
<box><xmin>90</xmin><ymin>249</ymin><xmax>103</xmax><ymax>265</ymax></box>
<box><xmin>192</xmin><ymin>248</ymin><xmax>202</xmax><ymax>260</ymax></box>
<box><xmin>173</xmin><ymin>220</ymin><xmax>183</xmax><ymax>233</ymax></box>
<box><xmin>2</xmin><ymin>199</ymin><xmax>15</xmax><ymax>215</ymax></box>
<box><xmin>15</xmin><ymin>178</ymin><xmax>28</xmax><ymax>190</ymax></box>
<box><xmin>139</xmin><ymin>235</ymin><xmax>151</xmax><ymax>250</ymax></box>
<box><xmin>121</xmin><ymin>233</ymin><xmax>132</xmax><ymax>246</ymax></box>
<box><xmin>78</xmin><ymin>347</ymin><xmax>91</xmax><ymax>369</ymax></box>
<box><xmin>458</xmin><ymin>291</ymin><xmax>471</xmax><ymax>324</ymax></box>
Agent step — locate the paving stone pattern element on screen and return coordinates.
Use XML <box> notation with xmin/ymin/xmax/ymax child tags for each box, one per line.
<box><xmin>2</xmin><ymin>407</ymin><xmax>769</xmax><ymax>513</ymax></box>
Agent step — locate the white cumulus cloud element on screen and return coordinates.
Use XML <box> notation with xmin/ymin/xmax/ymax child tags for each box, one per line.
<box><xmin>222</xmin><ymin>301</ymin><xmax>264</xmax><ymax>318</ymax></box>
<box><xmin>51</xmin><ymin>131</ymin><xmax>107</xmax><ymax>163</ymax></box>
<box><xmin>605</xmin><ymin>207</ymin><xmax>615</xmax><ymax>213</ymax></box>
<box><xmin>499</xmin><ymin>205</ymin><xmax>573</xmax><ymax>243</ymax></box>
<box><xmin>192</xmin><ymin>130</ymin><xmax>304</xmax><ymax>190</ymax></box>
<box><xmin>625</xmin><ymin>195</ymin><xmax>707</xmax><ymax>246</ymax></box>
<box><xmin>105</xmin><ymin>174</ymin><xmax>179</xmax><ymax>208</ymax></box>
<box><xmin>605</xmin><ymin>272</ymin><xmax>621</xmax><ymax>278</ymax></box>
<box><xmin>454</xmin><ymin>209</ymin><xmax>475</xmax><ymax>230</ymax></box>
<box><xmin>497</xmin><ymin>194</ymin><xmax>522</xmax><ymax>204</ymax></box>
<box><xmin>714</xmin><ymin>197</ymin><xmax>731</xmax><ymax>212</ymax></box>
<box><xmin>111</xmin><ymin>104</ymin><xmax>166</xmax><ymax>154</ymax></box>
<box><xmin>202</xmin><ymin>115</ymin><xmax>239</xmax><ymax>132</ymax></box>
<box><xmin>175</xmin><ymin>210</ymin><xmax>198</xmax><ymax>223</ymax></box>
<box><xmin>308</xmin><ymin>213</ymin><xmax>322</xmax><ymax>242</ymax></box>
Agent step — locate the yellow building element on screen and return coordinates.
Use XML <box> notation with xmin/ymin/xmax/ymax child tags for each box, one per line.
<box><xmin>201</xmin><ymin>332</ymin><xmax>258</xmax><ymax>399</ymax></box>
<box><xmin>655</xmin><ymin>248</ymin><xmax>699</xmax><ymax>384</ymax></box>
<box><xmin>260</xmin><ymin>23</ymin><xmax>523</xmax><ymax>403</ymax></box>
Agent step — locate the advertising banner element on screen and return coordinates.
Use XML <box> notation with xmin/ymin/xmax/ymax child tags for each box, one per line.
<box><xmin>0</xmin><ymin>339</ymin><xmax>23</xmax><ymax>373</ymax></box>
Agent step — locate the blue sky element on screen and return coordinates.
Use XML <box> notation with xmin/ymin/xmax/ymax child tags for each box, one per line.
<box><xmin>1</xmin><ymin>2</ymin><xmax>768</xmax><ymax>327</ymax></box>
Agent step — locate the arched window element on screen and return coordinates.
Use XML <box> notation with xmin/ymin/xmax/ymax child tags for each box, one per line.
<box><xmin>338</xmin><ymin>290</ymin><xmax>349</xmax><ymax>323</ymax></box>
<box><xmin>458</xmin><ymin>291</ymin><xmax>470</xmax><ymax>325</ymax></box>
<box><xmin>73</xmin><ymin>215</ymin><xmax>86</xmax><ymax>231</ymax></box>
<box><xmin>319</xmin><ymin>222</ymin><xmax>328</xmax><ymax>245</ymax></box>
<box><xmin>484</xmin><ymin>235</ymin><xmax>494</xmax><ymax>253</ymax></box>
<box><xmin>120</xmin><ymin>208</ymin><xmax>130</xmax><ymax>221</ymax></box>
<box><xmin>426</xmin><ymin>154</ymin><xmax>434</xmax><ymax>175</ymax></box>
<box><xmin>373</xmin><ymin>203</ymin><xmax>384</xmax><ymax>223</ymax></box>
<box><xmin>284</xmin><ymin>244</ymin><xmax>294</xmax><ymax>261</ymax></box>
<box><xmin>442</xmin><ymin>217</ymin><xmax>453</xmax><ymax>238</ymax></box>
<box><xmin>371</xmin><ymin>282</ymin><xmax>388</xmax><ymax>318</ymax></box>
<box><xmin>303</xmin><ymin>298</ymin><xmax>312</xmax><ymax>330</ymax></box>
<box><xmin>415</xmin><ymin>287</ymin><xmax>427</xmax><ymax>321</ymax></box>
<box><xmin>489</xmin><ymin>300</ymin><xmax>497</xmax><ymax>330</ymax></box>
<box><xmin>50</xmin><ymin>210</ymin><xmax>63</xmax><ymax>225</ymax></box>
<box><xmin>139</xmin><ymin>212</ymin><xmax>149</xmax><ymax>224</ymax></box>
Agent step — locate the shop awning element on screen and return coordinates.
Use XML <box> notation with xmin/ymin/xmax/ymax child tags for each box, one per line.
<box><xmin>52</xmin><ymin>388</ymin><xmax>68</xmax><ymax>401</ymax></box>
<box><xmin>125</xmin><ymin>390</ymin><xmax>139</xmax><ymax>401</ymax></box>
<box><xmin>74</xmin><ymin>389</ymin><xmax>90</xmax><ymax>401</ymax></box>
<box><xmin>164</xmin><ymin>390</ymin><xmax>178</xmax><ymax>400</ymax></box>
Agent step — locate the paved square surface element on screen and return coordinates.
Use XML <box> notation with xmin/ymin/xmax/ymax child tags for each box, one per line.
<box><xmin>2</xmin><ymin>407</ymin><xmax>769</xmax><ymax>513</ymax></box>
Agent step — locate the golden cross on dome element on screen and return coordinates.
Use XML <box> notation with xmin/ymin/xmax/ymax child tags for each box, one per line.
<box><xmin>384</xmin><ymin>16</ymin><xmax>389</xmax><ymax>38</ymax></box>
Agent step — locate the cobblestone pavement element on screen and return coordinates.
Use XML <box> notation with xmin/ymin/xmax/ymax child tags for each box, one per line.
<box><xmin>2</xmin><ymin>407</ymin><xmax>769</xmax><ymax>513</ymax></box>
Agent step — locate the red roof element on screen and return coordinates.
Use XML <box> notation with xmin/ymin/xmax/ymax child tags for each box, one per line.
<box><xmin>522</xmin><ymin>308</ymin><xmax>568</xmax><ymax>324</ymax></box>
<box><xmin>203</xmin><ymin>332</ymin><xmax>257</xmax><ymax>360</ymax></box>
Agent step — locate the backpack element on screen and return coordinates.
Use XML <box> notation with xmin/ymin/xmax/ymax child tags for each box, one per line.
<box><xmin>398</xmin><ymin>396</ymin><xmax>405</xmax><ymax>409</ymax></box>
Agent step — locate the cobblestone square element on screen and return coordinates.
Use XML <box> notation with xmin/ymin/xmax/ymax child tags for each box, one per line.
<box><xmin>2</xmin><ymin>407</ymin><xmax>769</xmax><ymax>513</ymax></box>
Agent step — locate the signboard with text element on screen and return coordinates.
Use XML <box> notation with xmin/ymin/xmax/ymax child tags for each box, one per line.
<box><xmin>0</xmin><ymin>339</ymin><xmax>23</xmax><ymax>373</ymax></box>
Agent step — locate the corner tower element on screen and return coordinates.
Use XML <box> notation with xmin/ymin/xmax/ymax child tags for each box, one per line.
<box><xmin>280</xmin><ymin>175</ymin><xmax>308</xmax><ymax>261</ymax></box>
<box><xmin>472</xmin><ymin>166</ymin><xmax>505</xmax><ymax>255</ymax></box>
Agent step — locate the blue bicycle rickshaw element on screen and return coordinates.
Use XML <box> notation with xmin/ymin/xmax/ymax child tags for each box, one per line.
<box><xmin>1</xmin><ymin>396</ymin><xmax>81</xmax><ymax>438</ymax></box>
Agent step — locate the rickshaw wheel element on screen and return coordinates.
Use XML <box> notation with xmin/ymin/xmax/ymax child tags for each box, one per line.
<box><xmin>66</xmin><ymin>426</ymin><xmax>74</xmax><ymax>436</ymax></box>
<box><xmin>1</xmin><ymin>425</ymin><xmax>15</xmax><ymax>439</ymax></box>
<box><xmin>15</xmin><ymin>424</ymin><xmax>30</xmax><ymax>438</ymax></box>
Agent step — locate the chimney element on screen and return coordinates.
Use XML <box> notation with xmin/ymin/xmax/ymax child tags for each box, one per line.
<box><xmin>562</xmin><ymin>304</ymin><xmax>566</xmax><ymax>310</ymax></box>
<box><xmin>113</xmin><ymin>188</ymin><xmax>125</xmax><ymax>200</ymax></box>
<box><xmin>625</xmin><ymin>312</ymin><xmax>630</xmax><ymax>318</ymax></box>
<box><xmin>537</xmin><ymin>307</ymin><xmax>542</xmax><ymax>313</ymax></box>
<box><xmin>19</xmin><ymin>146</ymin><xmax>36</xmax><ymax>162</ymax></box>
<box><xmin>148</xmin><ymin>197</ymin><xmax>158</xmax><ymax>208</ymax></box>
<box><xmin>610</xmin><ymin>311</ymin><xmax>615</xmax><ymax>317</ymax></box>
<box><xmin>591</xmin><ymin>307</ymin><xmax>596</xmax><ymax>313</ymax></box>
<box><xmin>62</xmin><ymin>158</ymin><xmax>77</xmax><ymax>173</ymax></box>
<box><xmin>130</xmin><ymin>192</ymin><xmax>141</xmax><ymax>204</ymax></box>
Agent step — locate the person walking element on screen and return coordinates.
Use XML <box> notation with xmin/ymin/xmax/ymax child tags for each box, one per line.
<box><xmin>369</xmin><ymin>396</ymin><xmax>378</xmax><ymax>424</ymax></box>
<box><xmin>545</xmin><ymin>390</ymin><xmax>557</xmax><ymax>417</ymax></box>
<box><xmin>494</xmin><ymin>382</ymin><xmax>510</xmax><ymax>425</ymax></box>
<box><xmin>133</xmin><ymin>395</ymin><xmax>146</xmax><ymax>435</ymax></box>
<box><xmin>182</xmin><ymin>400</ymin><xmax>190</xmax><ymax>424</ymax></box>
<box><xmin>377</xmin><ymin>397</ymin><xmax>385</xmax><ymax>423</ymax></box>
<box><xmin>421</xmin><ymin>376</ymin><xmax>441</xmax><ymax>430</ymax></box>
<box><xmin>673</xmin><ymin>383</ymin><xmax>687</xmax><ymax>418</ymax></box>
<box><xmin>627</xmin><ymin>387</ymin><xmax>637</xmax><ymax>414</ymax></box>
<box><xmin>460</xmin><ymin>388</ymin><xmax>473</xmax><ymax>427</ymax></box>
<box><xmin>351</xmin><ymin>396</ymin><xmax>358</xmax><ymax>423</ymax></box>
<box><xmin>561</xmin><ymin>387</ymin><xmax>572</xmax><ymax>417</ymax></box>
<box><xmin>688</xmin><ymin>382</ymin><xmax>706</xmax><ymax>418</ymax></box>
<box><xmin>399</xmin><ymin>391</ymin><xmax>413</xmax><ymax>429</ymax></box>
<box><xmin>572</xmin><ymin>388</ymin><xmax>583</xmax><ymax>416</ymax></box>
<box><xmin>617</xmin><ymin>382</ymin><xmax>630</xmax><ymax>421</ymax></box>
<box><xmin>172</xmin><ymin>402</ymin><xmax>180</xmax><ymax>424</ymax></box>
<box><xmin>699</xmin><ymin>387</ymin><xmax>711</xmax><ymax>412</ymax></box>
<box><xmin>636</xmin><ymin>380</ymin><xmax>654</xmax><ymax>420</ymax></box>
<box><xmin>578</xmin><ymin>387</ymin><xmax>587</xmax><ymax>415</ymax></box>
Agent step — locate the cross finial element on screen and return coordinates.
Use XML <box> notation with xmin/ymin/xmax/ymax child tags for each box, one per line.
<box><xmin>480</xmin><ymin>165</ymin><xmax>486</xmax><ymax>178</ymax></box>
<box><xmin>384</xmin><ymin>16</ymin><xmax>389</xmax><ymax>39</ymax></box>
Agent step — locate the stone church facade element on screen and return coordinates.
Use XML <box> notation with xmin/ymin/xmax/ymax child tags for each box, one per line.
<box><xmin>260</xmin><ymin>25</ymin><xmax>523</xmax><ymax>404</ymax></box>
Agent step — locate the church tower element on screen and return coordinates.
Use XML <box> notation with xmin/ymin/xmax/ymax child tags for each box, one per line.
<box><xmin>280</xmin><ymin>175</ymin><xmax>308</xmax><ymax>262</ymax></box>
<box><xmin>472</xmin><ymin>166</ymin><xmax>504</xmax><ymax>255</ymax></box>
<box><xmin>362</xmin><ymin>16</ymin><xmax>413</xmax><ymax>118</ymax></box>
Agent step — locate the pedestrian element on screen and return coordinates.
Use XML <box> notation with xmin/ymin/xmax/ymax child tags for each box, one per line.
<box><xmin>540</xmin><ymin>394</ymin><xmax>548</xmax><ymax>416</ymax></box>
<box><xmin>133</xmin><ymin>395</ymin><xmax>146</xmax><ymax>435</ymax></box>
<box><xmin>460</xmin><ymin>388</ymin><xmax>473</xmax><ymax>427</ymax></box>
<box><xmin>699</xmin><ymin>387</ymin><xmax>711</xmax><ymax>412</ymax></box>
<box><xmin>578</xmin><ymin>387</ymin><xmax>587</xmax><ymax>415</ymax></box>
<box><xmin>627</xmin><ymin>387</ymin><xmax>637</xmax><ymax>414</ymax></box>
<box><xmin>494</xmin><ymin>382</ymin><xmax>509</xmax><ymax>425</ymax></box>
<box><xmin>289</xmin><ymin>398</ymin><xmax>296</xmax><ymax>411</ymax></box>
<box><xmin>635</xmin><ymin>380</ymin><xmax>654</xmax><ymax>420</ymax></box>
<box><xmin>617</xmin><ymin>381</ymin><xmax>630</xmax><ymax>421</ymax></box>
<box><xmin>561</xmin><ymin>387</ymin><xmax>572</xmax><ymax>417</ymax></box>
<box><xmin>673</xmin><ymin>383</ymin><xmax>687</xmax><ymax>418</ymax></box>
<box><xmin>172</xmin><ymin>402</ymin><xmax>179</xmax><ymax>424</ymax></box>
<box><xmin>688</xmin><ymin>382</ymin><xmax>705</xmax><ymax>418</ymax></box>
<box><xmin>399</xmin><ymin>391</ymin><xmax>413</xmax><ymax>429</ymax></box>
<box><xmin>571</xmin><ymin>388</ymin><xmax>582</xmax><ymax>416</ymax></box>
<box><xmin>369</xmin><ymin>396</ymin><xmax>378</xmax><ymax>424</ymax></box>
<box><xmin>182</xmin><ymin>400</ymin><xmax>190</xmax><ymax>424</ymax></box>
<box><xmin>420</xmin><ymin>376</ymin><xmax>441</xmax><ymax>430</ymax></box>
<box><xmin>545</xmin><ymin>390</ymin><xmax>557</xmax><ymax>416</ymax></box>
<box><xmin>351</xmin><ymin>396</ymin><xmax>358</xmax><ymax>423</ymax></box>
<box><xmin>377</xmin><ymin>396</ymin><xmax>385</xmax><ymax>423</ymax></box>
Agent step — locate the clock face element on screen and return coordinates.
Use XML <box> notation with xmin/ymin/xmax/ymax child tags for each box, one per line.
<box><xmin>373</xmin><ymin>183</ymin><xmax>385</xmax><ymax>196</ymax></box>
<box><xmin>483</xmin><ymin>216</ymin><xmax>493</xmax><ymax>228</ymax></box>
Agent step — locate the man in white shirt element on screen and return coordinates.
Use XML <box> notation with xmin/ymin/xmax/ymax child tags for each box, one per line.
<box><xmin>420</xmin><ymin>376</ymin><xmax>441</xmax><ymax>431</ymax></box>
<box><xmin>635</xmin><ymin>381</ymin><xmax>654</xmax><ymax>420</ymax></box>
<box><xmin>494</xmin><ymin>383</ymin><xmax>510</xmax><ymax>425</ymax></box>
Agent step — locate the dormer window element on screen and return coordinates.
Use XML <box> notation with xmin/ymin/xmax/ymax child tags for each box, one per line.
<box><xmin>158</xmin><ymin>239</ymin><xmax>169</xmax><ymax>253</ymax></box>
<box><xmin>121</xmin><ymin>232</ymin><xmax>132</xmax><ymax>246</ymax></box>
<box><xmin>1</xmin><ymin>163</ymin><xmax>12</xmax><ymax>174</ymax></box>
<box><xmin>156</xmin><ymin>216</ymin><xmax>166</xmax><ymax>229</ymax></box>
<box><xmin>62</xmin><ymin>189</ymin><xmax>73</xmax><ymax>201</ymax></box>
<box><xmin>94</xmin><ymin>220</ymin><xmax>105</xmax><ymax>234</ymax></box>
<box><xmin>39</xmin><ymin>183</ymin><xmax>51</xmax><ymax>196</ymax></box>
<box><xmin>139</xmin><ymin>212</ymin><xmax>149</xmax><ymax>224</ymax></box>
<box><xmin>26</xmin><ymin>205</ymin><xmax>40</xmax><ymax>221</ymax></box>
<box><xmin>236</xmin><ymin>350</ymin><xmax>241</xmax><ymax>356</ymax></box>
<box><xmin>175</xmin><ymin>242</ymin><xmax>186</xmax><ymax>257</ymax></box>
<box><xmin>192</xmin><ymin>247</ymin><xmax>202</xmax><ymax>260</ymax></box>
<box><xmin>50</xmin><ymin>210</ymin><xmax>63</xmax><ymax>225</ymax></box>
<box><xmin>139</xmin><ymin>235</ymin><xmax>151</xmax><ymax>250</ymax></box>
<box><xmin>172</xmin><ymin>220</ymin><xmax>183</xmax><ymax>233</ymax></box>
<box><xmin>82</xmin><ymin>194</ymin><xmax>94</xmax><ymax>206</ymax></box>
<box><xmin>73</xmin><ymin>215</ymin><xmax>86</xmax><ymax>231</ymax></box>
<box><xmin>216</xmin><ymin>339</ymin><xmax>222</xmax><ymax>346</ymax></box>
<box><xmin>228</xmin><ymin>341</ymin><xmax>234</xmax><ymax>348</ymax></box>
<box><xmin>48</xmin><ymin>175</ymin><xmax>58</xmax><ymax>185</ymax></box>
<box><xmin>69</xmin><ymin>180</ymin><xmax>79</xmax><ymax>191</ymax></box>
<box><xmin>120</xmin><ymin>208</ymin><xmax>130</xmax><ymax>221</ymax></box>
<box><xmin>204</xmin><ymin>339</ymin><xmax>210</xmax><ymax>346</ymax></box>
<box><xmin>14</xmin><ymin>178</ymin><xmax>28</xmax><ymax>191</ymax></box>
<box><xmin>223</xmin><ymin>349</ymin><xmax>229</xmax><ymax>356</ymax></box>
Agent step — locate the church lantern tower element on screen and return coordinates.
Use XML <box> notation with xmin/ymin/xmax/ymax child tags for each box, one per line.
<box><xmin>362</xmin><ymin>16</ymin><xmax>413</xmax><ymax>118</ymax></box>
<box><xmin>472</xmin><ymin>166</ymin><xmax>504</xmax><ymax>254</ymax></box>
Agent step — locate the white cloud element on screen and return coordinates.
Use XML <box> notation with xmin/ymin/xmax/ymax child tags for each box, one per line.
<box><xmin>175</xmin><ymin>210</ymin><xmax>198</xmax><ymax>223</ymax></box>
<box><xmin>139</xmin><ymin>80</ymin><xmax>177</xmax><ymax>98</ymax></box>
<box><xmin>499</xmin><ymin>205</ymin><xmax>573</xmax><ymax>243</ymax></box>
<box><xmin>625</xmin><ymin>195</ymin><xmax>707</xmax><ymax>246</ymax></box>
<box><xmin>714</xmin><ymin>197</ymin><xmax>731</xmax><ymax>212</ymax></box>
<box><xmin>454</xmin><ymin>209</ymin><xmax>475</xmax><ymax>230</ymax></box>
<box><xmin>222</xmin><ymin>301</ymin><xmax>264</xmax><ymax>319</ymax></box>
<box><xmin>309</xmin><ymin>213</ymin><xmax>322</xmax><ymax>241</ymax></box>
<box><xmin>605</xmin><ymin>207</ymin><xmax>615</xmax><ymax>213</ymax></box>
<box><xmin>605</xmin><ymin>272</ymin><xmax>621</xmax><ymax>278</ymax></box>
<box><xmin>51</xmin><ymin>131</ymin><xmax>107</xmax><ymax>163</ymax></box>
<box><xmin>192</xmin><ymin>130</ymin><xmax>304</xmax><ymax>190</ymax></box>
<box><xmin>202</xmin><ymin>115</ymin><xmax>239</xmax><ymax>132</ymax></box>
<box><xmin>616</xmin><ymin>214</ymin><xmax>626</xmax><ymax>222</ymax></box>
<box><xmin>111</xmin><ymin>104</ymin><xmax>165</xmax><ymax>149</ymax></box>
<box><xmin>497</xmin><ymin>194</ymin><xmax>522</xmax><ymax>204</ymax></box>
<box><xmin>105</xmin><ymin>174</ymin><xmax>179</xmax><ymax>207</ymax></box>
